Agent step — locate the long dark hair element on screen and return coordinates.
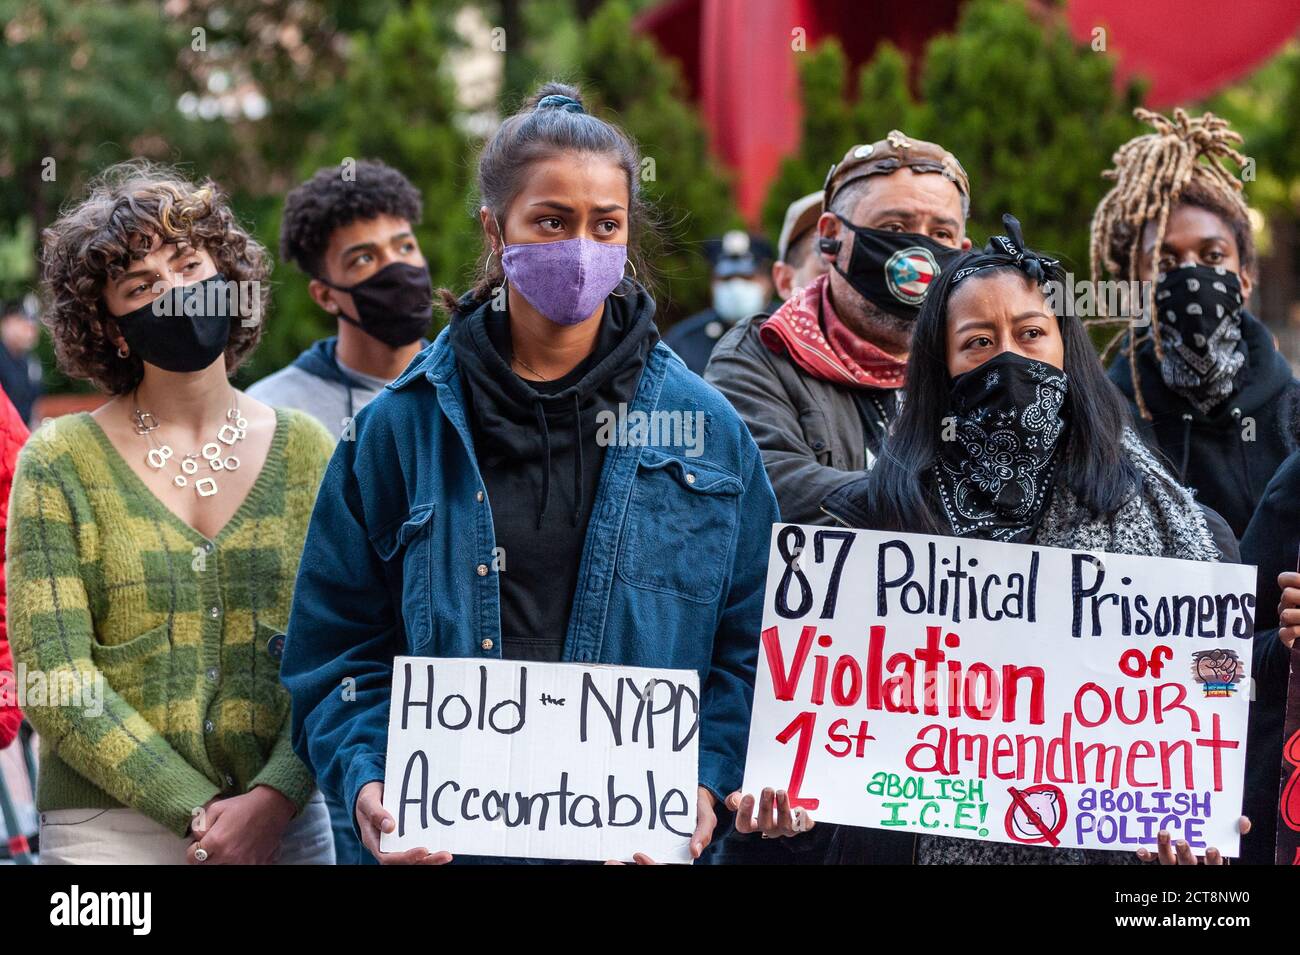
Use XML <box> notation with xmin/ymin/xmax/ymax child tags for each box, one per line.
<box><xmin>865</xmin><ymin>247</ymin><xmax>1139</xmax><ymax>535</ymax></box>
<box><xmin>438</xmin><ymin>81</ymin><xmax>656</xmax><ymax>312</ymax></box>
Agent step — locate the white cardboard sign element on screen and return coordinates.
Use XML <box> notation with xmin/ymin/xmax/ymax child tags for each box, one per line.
<box><xmin>380</xmin><ymin>657</ymin><xmax>699</xmax><ymax>862</ymax></box>
<box><xmin>741</xmin><ymin>524</ymin><xmax>1255</xmax><ymax>856</ymax></box>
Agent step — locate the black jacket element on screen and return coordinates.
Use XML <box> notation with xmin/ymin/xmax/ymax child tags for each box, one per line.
<box><xmin>1238</xmin><ymin>450</ymin><xmax>1300</xmax><ymax>864</ymax></box>
<box><xmin>663</xmin><ymin>307</ymin><xmax>729</xmax><ymax>376</ymax></box>
<box><xmin>1108</xmin><ymin>311</ymin><xmax>1300</xmax><ymax>538</ymax></box>
<box><xmin>705</xmin><ymin>314</ymin><xmax>897</xmax><ymax>526</ymax></box>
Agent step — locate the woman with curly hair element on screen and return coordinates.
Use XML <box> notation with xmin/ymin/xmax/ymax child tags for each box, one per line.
<box><xmin>9</xmin><ymin>161</ymin><xmax>336</xmax><ymax>864</ymax></box>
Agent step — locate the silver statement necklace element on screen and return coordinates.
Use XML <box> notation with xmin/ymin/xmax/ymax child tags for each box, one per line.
<box><xmin>132</xmin><ymin>390</ymin><xmax>248</xmax><ymax>498</ymax></box>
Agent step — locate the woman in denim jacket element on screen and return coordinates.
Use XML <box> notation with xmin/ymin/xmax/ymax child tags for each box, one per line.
<box><xmin>281</xmin><ymin>83</ymin><xmax>779</xmax><ymax>865</ymax></box>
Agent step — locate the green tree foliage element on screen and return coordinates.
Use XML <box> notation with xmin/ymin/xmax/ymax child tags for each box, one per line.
<box><xmin>920</xmin><ymin>0</ymin><xmax>1142</xmax><ymax>270</ymax></box>
<box><xmin>761</xmin><ymin>40</ymin><xmax>921</xmax><ymax>240</ymax></box>
<box><xmin>763</xmin><ymin>0</ymin><xmax>1143</xmax><ymax>274</ymax></box>
<box><xmin>1205</xmin><ymin>41</ymin><xmax>1300</xmax><ymax>217</ymax></box>
<box><xmin>242</xmin><ymin>0</ymin><xmax>476</xmax><ymax>380</ymax></box>
<box><xmin>572</xmin><ymin>0</ymin><xmax>740</xmax><ymax>321</ymax></box>
<box><xmin>0</xmin><ymin>0</ymin><xmax>225</xmax><ymax>292</ymax></box>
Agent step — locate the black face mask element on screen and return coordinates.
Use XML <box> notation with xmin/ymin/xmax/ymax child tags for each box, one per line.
<box><xmin>319</xmin><ymin>262</ymin><xmax>434</xmax><ymax>347</ymax></box>
<box><xmin>932</xmin><ymin>350</ymin><xmax>1069</xmax><ymax>543</ymax></box>
<box><xmin>832</xmin><ymin>214</ymin><xmax>962</xmax><ymax>319</ymax></box>
<box><xmin>115</xmin><ymin>274</ymin><xmax>233</xmax><ymax>373</ymax></box>
<box><xmin>1153</xmin><ymin>264</ymin><xmax>1245</xmax><ymax>414</ymax></box>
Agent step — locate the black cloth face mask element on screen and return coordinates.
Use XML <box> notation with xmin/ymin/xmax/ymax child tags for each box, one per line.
<box><xmin>1153</xmin><ymin>264</ymin><xmax>1245</xmax><ymax>414</ymax></box>
<box><xmin>318</xmin><ymin>261</ymin><xmax>434</xmax><ymax>347</ymax></box>
<box><xmin>115</xmin><ymin>273</ymin><xmax>233</xmax><ymax>373</ymax></box>
<box><xmin>932</xmin><ymin>350</ymin><xmax>1069</xmax><ymax>543</ymax></box>
<box><xmin>832</xmin><ymin>214</ymin><xmax>962</xmax><ymax>320</ymax></box>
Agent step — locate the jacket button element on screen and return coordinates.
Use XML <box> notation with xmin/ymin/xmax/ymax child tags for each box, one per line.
<box><xmin>685</xmin><ymin>473</ymin><xmax>696</xmax><ymax>485</ymax></box>
<box><xmin>481</xmin><ymin>638</ymin><xmax>494</xmax><ymax>651</ymax></box>
<box><xmin>205</xmin><ymin>667</ymin><xmax>219</xmax><ymax>682</ymax></box>
<box><xmin>476</xmin><ymin>563</ymin><xmax>489</xmax><ymax>576</ymax></box>
<box><xmin>812</xmin><ymin>440</ymin><xmax>826</xmax><ymax>451</ymax></box>
<box><xmin>476</xmin><ymin>490</ymin><xmax>485</xmax><ymax>503</ymax></box>
<box><xmin>204</xmin><ymin>720</ymin><xmax>215</xmax><ymax>734</ymax></box>
<box><xmin>208</xmin><ymin>606</ymin><xmax>221</xmax><ymax>619</ymax></box>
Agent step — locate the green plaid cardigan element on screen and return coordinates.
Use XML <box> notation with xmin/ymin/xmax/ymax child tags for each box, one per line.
<box><xmin>7</xmin><ymin>408</ymin><xmax>333</xmax><ymax>836</ymax></box>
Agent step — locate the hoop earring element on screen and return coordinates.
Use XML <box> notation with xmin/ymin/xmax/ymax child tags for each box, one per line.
<box><xmin>611</xmin><ymin>258</ymin><xmax>638</xmax><ymax>298</ymax></box>
<box><xmin>117</xmin><ymin>344</ymin><xmax>130</xmax><ymax>359</ymax></box>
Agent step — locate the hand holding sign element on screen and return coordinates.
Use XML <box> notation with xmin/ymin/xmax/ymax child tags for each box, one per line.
<box><xmin>356</xmin><ymin>782</ymin><xmax>453</xmax><ymax>865</ymax></box>
<box><xmin>723</xmin><ymin>787</ymin><xmax>813</xmax><ymax>839</ymax></box>
<box><xmin>604</xmin><ymin>787</ymin><xmax>718</xmax><ymax>864</ymax></box>
<box><xmin>1134</xmin><ymin>816</ymin><xmax>1250</xmax><ymax>865</ymax></box>
<box><xmin>1277</xmin><ymin>571</ymin><xmax>1300</xmax><ymax>648</ymax></box>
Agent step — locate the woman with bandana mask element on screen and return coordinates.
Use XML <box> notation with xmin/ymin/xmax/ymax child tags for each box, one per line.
<box><xmin>735</xmin><ymin>216</ymin><xmax>1246</xmax><ymax>864</ymax></box>
<box><xmin>11</xmin><ymin>162</ymin><xmax>336</xmax><ymax>864</ymax></box>
<box><xmin>1091</xmin><ymin>109</ymin><xmax>1299</xmax><ymax>541</ymax></box>
<box><xmin>280</xmin><ymin>83</ymin><xmax>779</xmax><ymax>866</ymax></box>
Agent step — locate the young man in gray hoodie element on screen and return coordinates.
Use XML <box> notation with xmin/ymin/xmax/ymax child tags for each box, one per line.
<box><xmin>249</xmin><ymin>159</ymin><xmax>432</xmax><ymax>443</ymax></box>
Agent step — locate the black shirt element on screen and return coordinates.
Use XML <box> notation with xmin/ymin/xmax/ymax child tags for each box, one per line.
<box><xmin>450</xmin><ymin>289</ymin><xmax>658</xmax><ymax>662</ymax></box>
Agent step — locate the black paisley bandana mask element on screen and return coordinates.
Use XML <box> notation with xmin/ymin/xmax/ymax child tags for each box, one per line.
<box><xmin>933</xmin><ymin>351</ymin><xmax>1069</xmax><ymax>543</ymax></box>
<box><xmin>1153</xmin><ymin>264</ymin><xmax>1245</xmax><ymax>414</ymax></box>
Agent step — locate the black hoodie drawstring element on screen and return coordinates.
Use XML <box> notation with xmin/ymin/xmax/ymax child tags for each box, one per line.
<box><xmin>534</xmin><ymin>395</ymin><xmax>585</xmax><ymax>529</ymax></box>
<box><xmin>1231</xmin><ymin>406</ymin><xmax>1252</xmax><ymax>498</ymax></box>
<box><xmin>1179</xmin><ymin>413</ymin><xmax>1193</xmax><ymax>480</ymax></box>
<box><xmin>572</xmin><ymin>392</ymin><xmax>584</xmax><ymax>527</ymax></box>
<box><xmin>534</xmin><ymin>401</ymin><xmax>551</xmax><ymax>529</ymax></box>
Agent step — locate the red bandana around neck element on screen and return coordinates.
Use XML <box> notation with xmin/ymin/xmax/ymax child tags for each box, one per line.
<box><xmin>758</xmin><ymin>273</ymin><xmax>907</xmax><ymax>389</ymax></box>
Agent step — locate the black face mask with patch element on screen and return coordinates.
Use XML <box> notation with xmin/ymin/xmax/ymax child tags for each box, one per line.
<box><xmin>831</xmin><ymin>214</ymin><xmax>962</xmax><ymax>320</ymax></box>
<box><xmin>1153</xmin><ymin>264</ymin><xmax>1245</xmax><ymax>414</ymax></box>
<box><xmin>932</xmin><ymin>350</ymin><xmax>1070</xmax><ymax>543</ymax></box>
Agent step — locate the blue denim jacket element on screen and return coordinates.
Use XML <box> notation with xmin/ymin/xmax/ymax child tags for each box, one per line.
<box><xmin>281</xmin><ymin>328</ymin><xmax>779</xmax><ymax>840</ymax></box>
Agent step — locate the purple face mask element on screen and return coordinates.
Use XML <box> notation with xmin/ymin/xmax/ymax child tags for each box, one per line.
<box><xmin>500</xmin><ymin>236</ymin><xmax>629</xmax><ymax>325</ymax></box>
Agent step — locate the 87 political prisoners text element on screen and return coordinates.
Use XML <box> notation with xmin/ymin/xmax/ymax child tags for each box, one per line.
<box><xmin>774</xmin><ymin>530</ymin><xmax>1256</xmax><ymax>639</ymax></box>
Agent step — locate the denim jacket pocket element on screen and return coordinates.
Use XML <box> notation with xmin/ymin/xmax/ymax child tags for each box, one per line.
<box><xmin>367</xmin><ymin>502</ymin><xmax>436</xmax><ymax>652</ymax></box>
<box><xmin>617</xmin><ymin>448</ymin><xmax>743</xmax><ymax>604</ymax></box>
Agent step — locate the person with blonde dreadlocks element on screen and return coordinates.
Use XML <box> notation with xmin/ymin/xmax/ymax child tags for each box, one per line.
<box><xmin>1091</xmin><ymin>108</ymin><xmax>1300</xmax><ymax>540</ymax></box>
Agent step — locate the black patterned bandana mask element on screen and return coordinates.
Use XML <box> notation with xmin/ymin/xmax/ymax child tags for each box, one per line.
<box><xmin>933</xmin><ymin>351</ymin><xmax>1069</xmax><ymax>543</ymax></box>
<box><xmin>1154</xmin><ymin>264</ymin><xmax>1245</xmax><ymax>414</ymax></box>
